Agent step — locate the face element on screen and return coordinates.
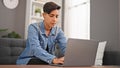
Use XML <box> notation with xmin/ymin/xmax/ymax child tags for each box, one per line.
<box><xmin>43</xmin><ymin>9</ymin><xmax>59</xmax><ymax>30</ymax></box>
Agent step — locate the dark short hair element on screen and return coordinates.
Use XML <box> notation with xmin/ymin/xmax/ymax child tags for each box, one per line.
<box><xmin>43</xmin><ymin>2</ymin><xmax>61</xmax><ymax>14</ymax></box>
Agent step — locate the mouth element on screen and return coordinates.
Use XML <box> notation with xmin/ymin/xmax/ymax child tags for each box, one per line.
<box><xmin>51</xmin><ymin>23</ymin><xmax>56</xmax><ymax>26</ymax></box>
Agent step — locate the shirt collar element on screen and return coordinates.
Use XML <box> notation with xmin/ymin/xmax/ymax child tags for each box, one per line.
<box><xmin>50</xmin><ymin>26</ymin><xmax>57</xmax><ymax>36</ymax></box>
<box><xmin>39</xmin><ymin>21</ymin><xmax>45</xmax><ymax>35</ymax></box>
<box><xmin>39</xmin><ymin>21</ymin><xmax>57</xmax><ymax>36</ymax></box>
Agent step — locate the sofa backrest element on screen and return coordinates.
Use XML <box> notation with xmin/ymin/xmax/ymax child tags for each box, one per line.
<box><xmin>0</xmin><ymin>38</ymin><xmax>26</xmax><ymax>64</ymax></box>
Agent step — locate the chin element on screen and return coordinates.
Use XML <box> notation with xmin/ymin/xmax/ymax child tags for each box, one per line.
<box><xmin>51</xmin><ymin>25</ymin><xmax>55</xmax><ymax>27</ymax></box>
<box><xmin>51</xmin><ymin>26</ymin><xmax>54</xmax><ymax>28</ymax></box>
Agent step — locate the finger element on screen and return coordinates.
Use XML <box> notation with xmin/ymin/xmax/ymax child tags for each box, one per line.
<box><xmin>58</xmin><ymin>61</ymin><xmax>64</xmax><ymax>64</ymax></box>
<box><xmin>59</xmin><ymin>57</ymin><xmax>64</xmax><ymax>61</ymax></box>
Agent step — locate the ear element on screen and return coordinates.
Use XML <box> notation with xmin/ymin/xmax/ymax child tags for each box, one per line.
<box><xmin>42</xmin><ymin>13</ymin><xmax>47</xmax><ymax>19</ymax></box>
<box><xmin>42</xmin><ymin>13</ymin><xmax>47</xmax><ymax>18</ymax></box>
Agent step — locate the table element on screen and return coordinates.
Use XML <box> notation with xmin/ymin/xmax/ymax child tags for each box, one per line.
<box><xmin>0</xmin><ymin>65</ymin><xmax>119</xmax><ymax>68</ymax></box>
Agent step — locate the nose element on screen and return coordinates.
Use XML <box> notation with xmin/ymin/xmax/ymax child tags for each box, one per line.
<box><xmin>52</xmin><ymin>16</ymin><xmax>57</xmax><ymax>23</ymax></box>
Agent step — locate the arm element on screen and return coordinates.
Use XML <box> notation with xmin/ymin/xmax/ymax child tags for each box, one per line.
<box><xmin>52</xmin><ymin>28</ymin><xmax>67</xmax><ymax>64</ymax></box>
<box><xmin>56</xmin><ymin>28</ymin><xmax>67</xmax><ymax>57</ymax></box>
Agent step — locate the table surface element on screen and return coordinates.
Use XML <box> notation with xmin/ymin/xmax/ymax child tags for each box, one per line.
<box><xmin>0</xmin><ymin>65</ymin><xmax>119</xmax><ymax>68</ymax></box>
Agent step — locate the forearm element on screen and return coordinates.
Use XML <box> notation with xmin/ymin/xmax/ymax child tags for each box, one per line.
<box><xmin>31</xmin><ymin>45</ymin><xmax>56</xmax><ymax>64</ymax></box>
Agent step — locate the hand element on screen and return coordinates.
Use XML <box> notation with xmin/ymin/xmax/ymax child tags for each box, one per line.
<box><xmin>52</xmin><ymin>57</ymin><xmax>64</xmax><ymax>64</ymax></box>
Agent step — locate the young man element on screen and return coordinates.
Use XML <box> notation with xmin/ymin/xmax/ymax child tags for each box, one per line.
<box><xmin>16</xmin><ymin>2</ymin><xmax>67</xmax><ymax>65</ymax></box>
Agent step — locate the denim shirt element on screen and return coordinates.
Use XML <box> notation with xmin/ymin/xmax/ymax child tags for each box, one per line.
<box><xmin>16</xmin><ymin>21</ymin><xmax>67</xmax><ymax>65</ymax></box>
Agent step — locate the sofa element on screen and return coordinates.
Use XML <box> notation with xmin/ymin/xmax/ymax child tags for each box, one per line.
<box><xmin>103</xmin><ymin>51</ymin><xmax>120</xmax><ymax>65</ymax></box>
<box><xmin>0</xmin><ymin>38</ymin><xmax>120</xmax><ymax>65</ymax></box>
<box><xmin>0</xmin><ymin>38</ymin><xmax>26</xmax><ymax>64</ymax></box>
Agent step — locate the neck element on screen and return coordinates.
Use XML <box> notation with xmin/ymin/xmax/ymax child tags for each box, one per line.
<box><xmin>44</xmin><ymin>22</ymin><xmax>51</xmax><ymax>36</ymax></box>
<box><xmin>44</xmin><ymin>23</ymin><xmax>51</xmax><ymax>31</ymax></box>
<box><xmin>45</xmin><ymin>25</ymin><xmax>51</xmax><ymax>31</ymax></box>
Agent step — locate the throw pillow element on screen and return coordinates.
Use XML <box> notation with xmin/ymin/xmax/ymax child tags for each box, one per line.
<box><xmin>95</xmin><ymin>41</ymin><xmax>107</xmax><ymax>66</ymax></box>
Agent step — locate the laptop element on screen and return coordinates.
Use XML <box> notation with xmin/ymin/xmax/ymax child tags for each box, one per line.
<box><xmin>51</xmin><ymin>38</ymin><xmax>99</xmax><ymax>67</ymax></box>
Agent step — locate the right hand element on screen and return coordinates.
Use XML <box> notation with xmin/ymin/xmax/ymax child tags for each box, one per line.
<box><xmin>52</xmin><ymin>57</ymin><xmax>64</xmax><ymax>64</ymax></box>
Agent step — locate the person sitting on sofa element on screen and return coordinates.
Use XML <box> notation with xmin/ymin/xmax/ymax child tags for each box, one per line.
<box><xmin>16</xmin><ymin>1</ymin><xmax>67</xmax><ymax>65</ymax></box>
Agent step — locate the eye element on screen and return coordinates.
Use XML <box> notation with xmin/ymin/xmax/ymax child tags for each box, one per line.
<box><xmin>49</xmin><ymin>14</ymin><xmax>54</xmax><ymax>17</ymax></box>
<box><xmin>49</xmin><ymin>14</ymin><xmax>59</xmax><ymax>18</ymax></box>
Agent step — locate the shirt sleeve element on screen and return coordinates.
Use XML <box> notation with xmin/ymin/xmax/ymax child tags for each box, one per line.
<box><xmin>56</xmin><ymin>28</ymin><xmax>67</xmax><ymax>56</ymax></box>
<box><xmin>27</xmin><ymin>24</ymin><xmax>56</xmax><ymax>64</ymax></box>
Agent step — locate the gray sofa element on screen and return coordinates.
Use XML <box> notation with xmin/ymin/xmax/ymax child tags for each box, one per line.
<box><xmin>0</xmin><ymin>38</ymin><xmax>26</xmax><ymax>64</ymax></box>
<box><xmin>103</xmin><ymin>51</ymin><xmax>120</xmax><ymax>65</ymax></box>
<box><xmin>0</xmin><ymin>38</ymin><xmax>120</xmax><ymax>65</ymax></box>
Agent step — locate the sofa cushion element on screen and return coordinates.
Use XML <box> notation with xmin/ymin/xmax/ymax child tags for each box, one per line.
<box><xmin>0</xmin><ymin>46</ymin><xmax>11</xmax><ymax>56</ymax></box>
<box><xmin>0</xmin><ymin>57</ymin><xmax>11</xmax><ymax>64</ymax></box>
<box><xmin>0</xmin><ymin>38</ymin><xmax>26</xmax><ymax>64</ymax></box>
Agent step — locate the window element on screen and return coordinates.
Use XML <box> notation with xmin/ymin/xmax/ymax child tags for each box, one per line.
<box><xmin>64</xmin><ymin>0</ymin><xmax>90</xmax><ymax>39</ymax></box>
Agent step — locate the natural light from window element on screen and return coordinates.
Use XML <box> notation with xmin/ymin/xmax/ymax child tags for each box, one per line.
<box><xmin>64</xmin><ymin>0</ymin><xmax>90</xmax><ymax>39</ymax></box>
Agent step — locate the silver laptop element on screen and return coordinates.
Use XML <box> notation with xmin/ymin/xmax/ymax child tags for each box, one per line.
<box><xmin>51</xmin><ymin>38</ymin><xmax>99</xmax><ymax>67</ymax></box>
